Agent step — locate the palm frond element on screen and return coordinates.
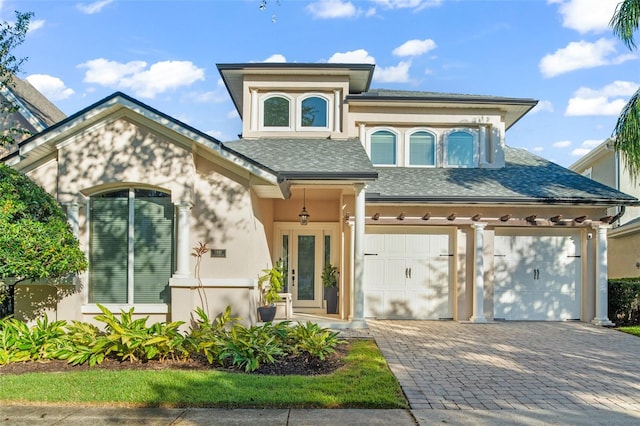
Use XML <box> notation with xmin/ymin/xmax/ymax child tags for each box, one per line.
<box><xmin>613</xmin><ymin>88</ymin><xmax>640</xmax><ymax>182</ymax></box>
<box><xmin>610</xmin><ymin>0</ymin><xmax>640</xmax><ymax>50</ymax></box>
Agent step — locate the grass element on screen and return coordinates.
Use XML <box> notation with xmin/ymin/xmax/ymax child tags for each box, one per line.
<box><xmin>617</xmin><ymin>325</ymin><xmax>640</xmax><ymax>337</ymax></box>
<box><xmin>0</xmin><ymin>339</ymin><xmax>407</xmax><ymax>409</ymax></box>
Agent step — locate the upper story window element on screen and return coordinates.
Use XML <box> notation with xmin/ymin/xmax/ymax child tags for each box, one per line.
<box><xmin>301</xmin><ymin>96</ymin><xmax>327</xmax><ymax>128</ymax></box>
<box><xmin>445</xmin><ymin>130</ymin><xmax>477</xmax><ymax>167</ymax></box>
<box><xmin>370</xmin><ymin>129</ymin><xmax>397</xmax><ymax>166</ymax></box>
<box><xmin>258</xmin><ymin>92</ymin><xmax>332</xmax><ymax>132</ymax></box>
<box><xmin>408</xmin><ymin>130</ymin><xmax>436</xmax><ymax>167</ymax></box>
<box><xmin>263</xmin><ymin>95</ymin><xmax>291</xmax><ymax>128</ymax></box>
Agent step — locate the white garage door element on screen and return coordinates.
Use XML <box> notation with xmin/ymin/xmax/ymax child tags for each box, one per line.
<box><xmin>364</xmin><ymin>231</ymin><xmax>453</xmax><ymax>319</ymax></box>
<box><xmin>494</xmin><ymin>229</ymin><xmax>581</xmax><ymax>321</ymax></box>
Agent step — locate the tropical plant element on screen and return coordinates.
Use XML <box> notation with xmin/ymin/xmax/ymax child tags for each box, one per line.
<box><xmin>258</xmin><ymin>259</ymin><xmax>285</xmax><ymax>306</ymax></box>
<box><xmin>610</xmin><ymin>0</ymin><xmax>640</xmax><ymax>180</ymax></box>
<box><xmin>287</xmin><ymin>321</ymin><xmax>343</xmax><ymax>360</ymax></box>
<box><xmin>322</xmin><ymin>264</ymin><xmax>339</xmax><ymax>288</ymax></box>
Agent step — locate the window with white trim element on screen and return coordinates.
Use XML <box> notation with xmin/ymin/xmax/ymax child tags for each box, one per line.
<box><xmin>89</xmin><ymin>188</ymin><xmax>174</xmax><ymax>305</ymax></box>
<box><xmin>300</xmin><ymin>96</ymin><xmax>328</xmax><ymax>128</ymax></box>
<box><xmin>444</xmin><ymin>130</ymin><xmax>477</xmax><ymax>167</ymax></box>
<box><xmin>263</xmin><ymin>95</ymin><xmax>291</xmax><ymax>128</ymax></box>
<box><xmin>370</xmin><ymin>129</ymin><xmax>397</xmax><ymax>165</ymax></box>
<box><xmin>408</xmin><ymin>130</ymin><xmax>436</xmax><ymax>166</ymax></box>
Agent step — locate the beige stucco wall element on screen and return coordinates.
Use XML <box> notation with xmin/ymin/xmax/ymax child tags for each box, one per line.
<box><xmin>609</xmin><ymin>232</ymin><xmax>640</xmax><ymax>278</ymax></box>
<box><xmin>13</xmin><ymin>114</ymin><xmax>274</xmax><ymax>326</ymax></box>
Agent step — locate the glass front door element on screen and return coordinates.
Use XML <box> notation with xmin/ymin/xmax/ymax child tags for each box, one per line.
<box><xmin>290</xmin><ymin>230</ymin><xmax>324</xmax><ymax>308</ymax></box>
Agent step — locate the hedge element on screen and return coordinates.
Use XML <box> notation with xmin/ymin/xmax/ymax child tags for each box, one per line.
<box><xmin>608</xmin><ymin>277</ymin><xmax>640</xmax><ymax>326</ymax></box>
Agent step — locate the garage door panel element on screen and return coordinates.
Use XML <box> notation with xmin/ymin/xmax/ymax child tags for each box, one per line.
<box><xmin>364</xmin><ymin>232</ymin><xmax>452</xmax><ymax>319</ymax></box>
<box><xmin>494</xmin><ymin>232</ymin><xmax>581</xmax><ymax>321</ymax></box>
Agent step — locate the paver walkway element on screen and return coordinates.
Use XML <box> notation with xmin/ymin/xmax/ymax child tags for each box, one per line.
<box><xmin>368</xmin><ymin>321</ymin><xmax>640</xmax><ymax>412</ymax></box>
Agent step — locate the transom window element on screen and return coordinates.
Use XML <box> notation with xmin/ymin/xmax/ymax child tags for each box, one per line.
<box><xmin>89</xmin><ymin>188</ymin><xmax>174</xmax><ymax>305</ymax></box>
<box><xmin>445</xmin><ymin>131</ymin><xmax>476</xmax><ymax>167</ymax></box>
<box><xmin>263</xmin><ymin>96</ymin><xmax>290</xmax><ymax>127</ymax></box>
<box><xmin>301</xmin><ymin>96</ymin><xmax>327</xmax><ymax>127</ymax></box>
<box><xmin>370</xmin><ymin>130</ymin><xmax>397</xmax><ymax>165</ymax></box>
<box><xmin>408</xmin><ymin>131</ymin><xmax>436</xmax><ymax>166</ymax></box>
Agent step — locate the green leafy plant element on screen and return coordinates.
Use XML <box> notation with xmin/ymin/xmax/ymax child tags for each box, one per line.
<box><xmin>258</xmin><ymin>259</ymin><xmax>285</xmax><ymax>306</ymax></box>
<box><xmin>219</xmin><ymin>323</ymin><xmax>285</xmax><ymax>372</ymax></box>
<box><xmin>0</xmin><ymin>317</ymin><xmax>30</xmax><ymax>365</ymax></box>
<box><xmin>54</xmin><ymin>321</ymin><xmax>106</xmax><ymax>366</ymax></box>
<box><xmin>322</xmin><ymin>264</ymin><xmax>339</xmax><ymax>288</ymax></box>
<box><xmin>288</xmin><ymin>321</ymin><xmax>343</xmax><ymax>360</ymax></box>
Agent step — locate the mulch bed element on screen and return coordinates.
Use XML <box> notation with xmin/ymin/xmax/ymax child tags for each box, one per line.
<box><xmin>0</xmin><ymin>343</ymin><xmax>348</xmax><ymax>376</ymax></box>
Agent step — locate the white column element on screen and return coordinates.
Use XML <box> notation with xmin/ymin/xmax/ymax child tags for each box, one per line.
<box><xmin>359</xmin><ymin>123</ymin><xmax>366</xmax><ymax>145</ymax></box>
<box><xmin>592</xmin><ymin>224</ymin><xmax>614</xmax><ymax>326</ymax></box>
<box><xmin>333</xmin><ymin>89</ymin><xmax>341</xmax><ymax>133</ymax></box>
<box><xmin>470</xmin><ymin>223</ymin><xmax>488</xmax><ymax>323</ymax></box>
<box><xmin>174</xmin><ymin>201</ymin><xmax>193</xmax><ymax>278</ymax></box>
<box><xmin>64</xmin><ymin>202</ymin><xmax>80</xmax><ymax>238</ymax></box>
<box><xmin>352</xmin><ymin>184</ymin><xmax>366</xmax><ymax>327</ymax></box>
<box><xmin>250</xmin><ymin>89</ymin><xmax>258</xmax><ymax>132</ymax></box>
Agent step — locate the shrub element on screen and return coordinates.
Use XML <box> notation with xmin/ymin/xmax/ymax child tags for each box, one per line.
<box><xmin>608</xmin><ymin>277</ymin><xmax>640</xmax><ymax>326</ymax></box>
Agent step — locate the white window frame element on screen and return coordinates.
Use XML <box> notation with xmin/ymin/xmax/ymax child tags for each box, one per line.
<box><xmin>443</xmin><ymin>128</ymin><xmax>479</xmax><ymax>168</ymax></box>
<box><xmin>84</xmin><ymin>187</ymin><xmax>174</xmax><ymax>310</ymax></box>
<box><xmin>296</xmin><ymin>93</ymin><xmax>332</xmax><ymax>132</ymax></box>
<box><xmin>405</xmin><ymin>128</ymin><xmax>438</xmax><ymax>168</ymax></box>
<box><xmin>259</xmin><ymin>92</ymin><xmax>293</xmax><ymax>131</ymax></box>
<box><xmin>367</xmin><ymin>127</ymin><xmax>400</xmax><ymax>167</ymax></box>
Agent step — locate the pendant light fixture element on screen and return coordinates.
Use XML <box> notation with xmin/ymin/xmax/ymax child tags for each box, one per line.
<box><xmin>299</xmin><ymin>188</ymin><xmax>310</xmax><ymax>225</ymax></box>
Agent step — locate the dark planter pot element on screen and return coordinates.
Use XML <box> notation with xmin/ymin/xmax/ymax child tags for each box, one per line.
<box><xmin>325</xmin><ymin>287</ymin><xmax>338</xmax><ymax>314</ymax></box>
<box><xmin>258</xmin><ymin>305</ymin><xmax>276</xmax><ymax>322</ymax></box>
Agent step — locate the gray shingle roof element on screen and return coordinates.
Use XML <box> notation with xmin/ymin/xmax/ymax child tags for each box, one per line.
<box><xmin>366</xmin><ymin>146</ymin><xmax>638</xmax><ymax>205</ymax></box>
<box><xmin>224</xmin><ymin>138</ymin><xmax>377</xmax><ymax>180</ymax></box>
<box><xmin>354</xmin><ymin>88</ymin><xmax>536</xmax><ymax>104</ymax></box>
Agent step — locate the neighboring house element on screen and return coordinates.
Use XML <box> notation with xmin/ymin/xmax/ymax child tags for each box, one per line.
<box><xmin>570</xmin><ymin>139</ymin><xmax>640</xmax><ymax>279</ymax></box>
<box><xmin>0</xmin><ymin>75</ymin><xmax>66</xmax><ymax>156</ymax></box>
<box><xmin>2</xmin><ymin>63</ymin><xmax>638</xmax><ymax>327</ymax></box>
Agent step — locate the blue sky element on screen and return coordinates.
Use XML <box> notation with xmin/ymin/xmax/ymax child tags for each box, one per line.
<box><xmin>3</xmin><ymin>0</ymin><xmax>638</xmax><ymax>167</ymax></box>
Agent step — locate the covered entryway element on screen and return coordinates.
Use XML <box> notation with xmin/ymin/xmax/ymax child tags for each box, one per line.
<box><xmin>363</xmin><ymin>228</ymin><xmax>453</xmax><ymax>319</ymax></box>
<box><xmin>493</xmin><ymin>229</ymin><xmax>582</xmax><ymax>321</ymax></box>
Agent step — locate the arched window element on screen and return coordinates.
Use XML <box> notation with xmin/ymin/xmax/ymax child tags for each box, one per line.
<box><xmin>370</xmin><ymin>130</ymin><xmax>397</xmax><ymax>165</ymax></box>
<box><xmin>408</xmin><ymin>131</ymin><xmax>436</xmax><ymax>166</ymax></box>
<box><xmin>263</xmin><ymin>96</ymin><xmax>290</xmax><ymax>127</ymax></box>
<box><xmin>446</xmin><ymin>131</ymin><xmax>476</xmax><ymax>167</ymax></box>
<box><xmin>89</xmin><ymin>188</ymin><xmax>174</xmax><ymax>305</ymax></box>
<box><xmin>301</xmin><ymin>96</ymin><xmax>327</xmax><ymax>127</ymax></box>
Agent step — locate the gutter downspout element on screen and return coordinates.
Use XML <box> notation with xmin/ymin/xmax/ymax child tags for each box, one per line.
<box><xmin>611</xmin><ymin>205</ymin><xmax>626</xmax><ymax>226</ymax></box>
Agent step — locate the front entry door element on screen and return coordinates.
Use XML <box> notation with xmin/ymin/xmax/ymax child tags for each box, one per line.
<box><xmin>275</xmin><ymin>223</ymin><xmax>338</xmax><ymax>311</ymax></box>
<box><xmin>290</xmin><ymin>229</ymin><xmax>324</xmax><ymax>308</ymax></box>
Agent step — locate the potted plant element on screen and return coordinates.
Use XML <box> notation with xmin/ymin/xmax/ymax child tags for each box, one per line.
<box><xmin>322</xmin><ymin>263</ymin><xmax>339</xmax><ymax>314</ymax></box>
<box><xmin>257</xmin><ymin>259</ymin><xmax>285</xmax><ymax>322</ymax></box>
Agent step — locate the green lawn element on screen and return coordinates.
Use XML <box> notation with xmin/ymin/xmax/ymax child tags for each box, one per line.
<box><xmin>0</xmin><ymin>339</ymin><xmax>407</xmax><ymax>409</ymax></box>
<box><xmin>617</xmin><ymin>326</ymin><xmax>640</xmax><ymax>337</ymax></box>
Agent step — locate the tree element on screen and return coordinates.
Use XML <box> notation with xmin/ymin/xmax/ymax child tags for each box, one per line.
<box><xmin>610</xmin><ymin>0</ymin><xmax>640</xmax><ymax>180</ymax></box>
<box><xmin>0</xmin><ymin>12</ymin><xmax>87</xmax><ymax>317</ymax></box>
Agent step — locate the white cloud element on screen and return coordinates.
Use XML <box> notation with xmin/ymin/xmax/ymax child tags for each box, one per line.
<box><xmin>530</xmin><ymin>100</ymin><xmax>554</xmax><ymax>114</ymax></box>
<box><xmin>552</xmin><ymin>140</ymin><xmax>572</xmax><ymax>148</ymax></box>
<box><xmin>328</xmin><ymin>49</ymin><xmax>376</xmax><ymax>64</ymax></box>
<box><xmin>571</xmin><ymin>147</ymin><xmax>592</xmax><ymax>156</ymax></box>
<box><xmin>532</xmin><ymin>146</ymin><xmax>544</xmax><ymax>152</ymax></box>
<box><xmin>539</xmin><ymin>38</ymin><xmax>633</xmax><ymax>78</ymax></box>
<box><xmin>79</xmin><ymin>58</ymin><xmax>205</xmax><ymax>98</ymax></box>
<box><xmin>373</xmin><ymin>61</ymin><xmax>411</xmax><ymax>83</ymax></box>
<box><xmin>306</xmin><ymin>0</ymin><xmax>357</xmax><ymax>18</ymax></box>
<box><xmin>25</xmin><ymin>74</ymin><xmax>74</xmax><ymax>101</ymax></box>
<box><xmin>226</xmin><ymin>109</ymin><xmax>239</xmax><ymax>119</ymax></box>
<box><xmin>392</xmin><ymin>39</ymin><xmax>437</xmax><ymax>57</ymax></box>
<box><xmin>76</xmin><ymin>0</ymin><xmax>114</xmax><ymax>15</ymax></box>
<box><xmin>264</xmin><ymin>54</ymin><xmax>286</xmax><ymax>63</ymax></box>
<box><xmin>206</xmin><ymin>129</ymin><xmax>224</xmax><ymax>140</ymax></box>
<box><xmin>372</xmin><ymin>0</ymin><xmax>443</xmax><ymax>11</ymax></box>
<box><xmin>27</xmin><ymin>19</ymin><xmax>45</xmax><ymax>33</ymax></box>
<box><xmin>551</xmin><ymin>0</ymin><xmax>619</xmax><ymax>34</ymax></box>
<box><xmin>565</xmin><ymin>81</ymin><xmax>639</xmax><ymax>116</ymax></box>
<box><xmin>582</xmin><ymin>139</ymin><xmax>603</xmax><ymax>148</ymax></box>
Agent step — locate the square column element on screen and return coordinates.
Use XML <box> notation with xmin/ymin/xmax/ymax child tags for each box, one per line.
<box><xmin>469</xmin><ymin>223</ymin><xmax>487</xmax><ymax>323</ymax></box>
<box><xmin>592</xmin><ymin>224</ymin><xmax>614</xmax><ymax>326</ymax></box>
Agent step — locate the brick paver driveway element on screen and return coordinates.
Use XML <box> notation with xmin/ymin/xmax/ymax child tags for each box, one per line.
<box><xmin>368</xmin><ymin>321</ymin><xmax>640</xmax><ymax>411</ymax></box>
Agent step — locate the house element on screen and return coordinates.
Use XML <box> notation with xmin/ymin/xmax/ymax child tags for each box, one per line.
<box><xmin>570</xmin><ymin>139</ymin><xmax>640</xmax><ymax>279</ymax></box>
<box><xmin>2</xmin><ymin>62</ymin><xmax>638</xmax><ymax>327</ymax></box>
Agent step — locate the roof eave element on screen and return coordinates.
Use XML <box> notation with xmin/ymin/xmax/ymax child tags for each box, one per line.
<box><xmin>365</xmin><ymin>195</ymin><xmax>640</xmax><ymax>206</ymax></box>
